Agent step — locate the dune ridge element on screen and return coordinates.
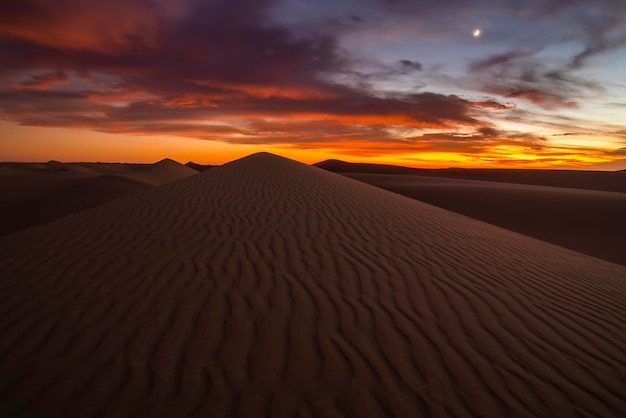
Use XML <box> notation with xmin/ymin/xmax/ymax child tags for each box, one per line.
<box><xmin>341</xmin><ymin>173</ymin><xmax>626</xmax><ymax>266</ymax></box>
<box><xmin>185</xmin><ymin>161</ymin><xmax>216</xmax><ymax>172</ymax></box>
<box><xmin>122</xmin><ymin>158</ymin><xmax>198</xmax><ymax>186</ymax></box>
<box><xmin>0</xmin><ymin>159</ymin><xmax>198</xmax><ymax>237</ymax></box>
<box><xmin>314</xmin><ymin>159</ymin><xmax>626</xmax><ymax>194</ymax></box>
<box><xmin>1</xmin><ymin>152</ymin><xmax>625</xmax><ymax>417</ymax></box>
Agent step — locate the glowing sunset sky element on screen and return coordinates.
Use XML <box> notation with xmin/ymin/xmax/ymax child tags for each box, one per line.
<box><xmin>1</xmin><ymin>0</ymin><xmax>626</xmax><ymax>168</ymax></box>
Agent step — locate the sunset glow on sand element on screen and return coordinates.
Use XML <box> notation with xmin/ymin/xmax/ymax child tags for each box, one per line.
<box><xmin>1</xmin><ymin>0</ymin><xmax>625</xmax><ymax>168</ymax></box>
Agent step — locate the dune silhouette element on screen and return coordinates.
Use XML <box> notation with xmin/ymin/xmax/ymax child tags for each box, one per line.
<box><xmin>186</xmin><ymin>161</ymin><xmax>215</xmax><ymax>172</ymax></box>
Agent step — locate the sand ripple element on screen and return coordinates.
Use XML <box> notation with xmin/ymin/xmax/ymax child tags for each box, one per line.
<box><xmin>1</xmin><ymin>153</ymin><xmax>624</xmax><ymax>417</ymax></box>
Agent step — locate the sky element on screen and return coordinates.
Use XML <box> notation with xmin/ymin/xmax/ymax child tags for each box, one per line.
<box><xmin>1</xmin><ymin>0</ymin><xmax>626</xmax><ymax>168</ymax></box>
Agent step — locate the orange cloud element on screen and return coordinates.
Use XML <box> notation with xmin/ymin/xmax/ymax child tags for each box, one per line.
<box><xmin>0</xmin><ymin>1</ymin><xmax>160</xmax><ymax>53</ymax></box>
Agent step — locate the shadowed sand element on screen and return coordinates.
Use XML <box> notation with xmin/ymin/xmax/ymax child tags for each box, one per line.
<box><xmin>314</xmin><ymin>159</ymin><xmax>626</xmax><ymax>193</ymax></box>
<box><xmin>1</xmin><ymin>153</ymin><xmax>625</xmax><ymax>417</ymax></box>
<box><xmin>0</xmin><ymin>159</ymin><xmax>198</xmax><ymax>237</ymax></box>
<box><xmin>341</xmin><ymin>173</ymin><xmax>626</xmax><ymax>266</ymax></box>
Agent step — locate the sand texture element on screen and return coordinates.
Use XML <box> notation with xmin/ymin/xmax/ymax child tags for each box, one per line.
<box><xmin>315</xmin><ymin>159</ymin><xmax>626</xmax><ymax>193</ymax></box>
<box><xmin>0</xmin><ymin>159</ymin><xmax>197</xmax><ymax>237</ymax></box>
<box><xmin>1</xmin><ymin>153</ymin><xmax>625</xmax><ymax>417</ymax></box>
<box><xmin>342</xmin><ymin>173</ymin><xmax>626</xmax><ymax>266</ymax></box>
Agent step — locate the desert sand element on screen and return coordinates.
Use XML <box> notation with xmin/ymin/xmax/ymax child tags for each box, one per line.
<box><xmin>0</xmin><ymin>159</ymin><xmax>198</xmax><ymax>237</ymax></box>
<box><xmin>315</xmin><ymin>159</ymin><xmax>626</xmax><ymax>193</ymax></box>
<box><xmin>1</xmin><ymin>153</ymin><xmax>625</xmax><ymax>417</ymax></box>
<box><xmin>340</xmin><ymin>173</ymin><xmax>626</xmax><ymax>266</ymax></box>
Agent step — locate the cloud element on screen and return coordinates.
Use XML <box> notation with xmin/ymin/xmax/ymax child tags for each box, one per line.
<box><xmin>551</xmin><ymin>132</ymin><xmax>594</xmax><ymax>136</ymax></box>
<box><xmin>399</xmin><ymin>60</ymin><xmax>423</xmax><ymax>73</ymax></box>
<box><xmin>0</xmin><ymin>0</ymin><xmax>514</xmax><ymax>151</ymax></box>
<box><xmin>505</xmin><ymin>89</ymin><xmax>577</xmax><ymax>108</ymax></box>
<box><xmin>0</xmin><ymin>0</ymin><xmax>162</xmax><ymax>53</ymax></box>
<box><xmin>0</xmin><ymin>0</ymin><xmax>624</xmax><ymax>168</ymax></box>
<box><xmin>14</xmin><ymin>70</ymin><xmax>69</xmax><ymax>90</ymax></box>
<box><xmin>0</xmin><ymin>0</ymin><xmax>344</xmax><ymax>89</ymax></box>
<box><xmin>467</xmin><ymin>51</ymin><xmax>600</xmax><ymax>108</ymax></box>
<box><xmin>459</xmin><ymin>1</ymin><xmax>626</xmax><ymax>109</ymax></box>
<box><xmin>469</xmin><ymin>50</ymin><xmax>538</xmax><ymax>73</ymax></box>
<box><xmin>611</xmin><ymin>130</ymin><xmax>626</xmax><ymax>139</ymax></box>
<box><xmin>0</xmin><ymin>83</ymin><xmax>490</xmax><ymax>132</ymax></box>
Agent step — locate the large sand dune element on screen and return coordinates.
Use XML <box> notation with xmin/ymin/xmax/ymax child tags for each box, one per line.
<box><xmin>342</xmin><ymin>173</ymin><xmax>626</xmax><ymax>266</ymax></box>
<box><xmin>0</xmin><ymin>159</ymin><xmax>197</xmax><ymax>237</ymax></box>
<box><xmin>314</xmin><ymin>159</ymin><xmax>626</xmax><ymax>193</ymax></box>
<box><xmin>1</xmin><ymin>153</ymin><xmax>625</xmax><ymax>417</ymax></box>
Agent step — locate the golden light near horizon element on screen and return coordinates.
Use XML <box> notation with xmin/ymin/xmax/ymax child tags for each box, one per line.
<box><xmin>2</xmin><ymin>1</ymin><xmax>626</xmax><ymax>172</ymax></box>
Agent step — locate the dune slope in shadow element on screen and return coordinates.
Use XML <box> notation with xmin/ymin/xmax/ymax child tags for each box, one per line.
<box><xmin>343</xmin><ymin>173</ymin><xmax>626</xmax><ymax>266</ymax></box>
<box><xmin>0</xmin><ymin>160</ymin><xmax>198</xmax><ymax>237</ymax></box>
<box><xmin>314</xmin><ymin>159</ymin><xmax>626</xmax><ymax>193</ymax></box>
<box><xmin>1</xmin><ymin>153</ymin><xmax>624</xmax><ymax>417</ymax></box>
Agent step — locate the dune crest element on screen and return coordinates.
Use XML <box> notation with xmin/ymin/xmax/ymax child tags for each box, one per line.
<box><xmin>0</xmin><ymin>159</ymin><xmax>200</xmax><ymax>237</ymax></box>
<box><xmin>121</xmin><ymin>158</ymin><xmax>198</xmax><ymax>186</ymax></box>
<box><xmin>342</xmin><ymin>173</ymin><xmax>626</xmax><ymax>265</ymax></box>
<box><xmin>1</xmin><ymin>152</ymin><xmax>624</xmax><ymax>417</ymax></box>
<box><xmin>186</xmin><ymin>161</ymin><xmax>215</xmax><ymax>172</ymax></box>
<box><xmin>314</xmin><ymin>159</ymin><xmax>626</xmax><ymax>193</ymax></box>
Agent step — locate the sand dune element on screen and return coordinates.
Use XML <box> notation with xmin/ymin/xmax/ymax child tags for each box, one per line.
<box><xmin>0</xmin><ymin>175</ymin><xmax>153</xmax><ymax>237</ymax></box>
<box><xmin>186</xmin><ymin>161</ymin><xmax>216</xmax><ymax>172</ymax></box>
<box><xmin>314</xmin><ymin>159</ymin><xmax>626</xmax><ymax>193</ymax></box>
<box><xmin>0</xmin><ymin>159</ymin><xmax>198</xmax><ymax>237</ymax></box>
<box><xmin>0</xmin><ymin>159</ymin><xmax>197</xmax><ymax>185</ymax></box>
<box><xmin>121</xmin><ymin>158</ymin><xmax>198</xmax><ymax>186</ymax></box>
<box><xmin>343</xmin><ymin>173</ymin><xmax>626</xmax><ymax>266</ymax></box>
<box><xmin>315</xmin><ymin>159</ymin><xmax>417</xmax><ymax>175</ymax></box>
<box><xmin>1</xmin><ymin>153</ymin><xmax>625</xmax><ymax>417</ymax></box>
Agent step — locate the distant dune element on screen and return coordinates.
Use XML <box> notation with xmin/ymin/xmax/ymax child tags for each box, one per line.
<box><xmin>186</xmin><ymin>161</ymin><xmax>216</xmax><ymax>172</ymax></box>
<box><xmin>121</xmin><ymin>158</ymin><xmax>199</xmax><ymax>186</ymax></box>
<box><xmin>342</xmin><ymin>173</ymin><xmax>626</xmax><ymax>266</ymax></box>
<box><xmin>315</xmin><ymin>159</ymin><xmax>626</xmax><ymax>266</ymax></box>
<box><xmin>0</xmin><ymin>159</ymin><xmax>197</xmax><ymax>237</ymax></box>
<box><xmin>0</xmin><ymin>174</ymin><xmax>151</xmax><ymax>238</ymax></box>
<box><xmin>1</xmin><ymin>153</ymin><xmax>624</xmax><ymax>417</ymax></box>
<box><xmin>314</xmin><ymin>159</ymin><xmax>626</xmax><ymax>193</ymax></box>
<box><xmin>315</xmin><ymin>159</ymin><xmax>417</xmax><ymax>175</ymax></box>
